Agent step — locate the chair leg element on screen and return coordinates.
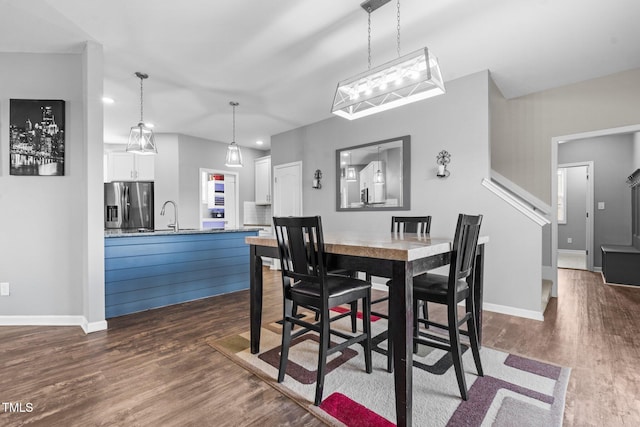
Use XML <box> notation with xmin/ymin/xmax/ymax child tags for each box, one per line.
<box><xmin>315</xmin><ymin>308</ymin><xmax>330</xmax><ymax>406</ymax></box>
<box><xmin>448</xmin><ymin>301</ymin><xmax>468</xmax><ymax>401</ymax></box>
<box><xmin>362</xmin><ymin>294</ymin><xmax>372</xmax><ymax>374</ymax></box>
<box><xmin>350</xmin><ymin>301</ymin><xmax>358</xmax><ymax>332</ymax></box>
<box><xmin>413</xmin><ymin>298</ymin><xmax>420</xmax><ymax>354</ymax></box>
<box><xmin>466</xmin><ymin>297</ymin><xmax>484</xmax><ymax>377</ymax></box>
<box><xmin>422</xmin><ymin>300</ymin><xmax>430</xmax><ymax>329</ymax></box>
<box><xmin>278</xmin><ymin>300</ymin><xmax>294</xmax><ymax>383</ymax></box>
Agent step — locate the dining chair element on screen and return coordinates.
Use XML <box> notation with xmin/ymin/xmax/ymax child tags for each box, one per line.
<box><xmin>390</xmin><ymin>216</ymin><xmax>432</xmax><ymax>234</ymax></box>
<box><xmin>273</xmin><ymin>216</ymin><xmax>373</xmax><ymax>406</ymax></box>
<box><xmin>405</xmin><ymin>213</ymin><xmax>483</xmax><ymax>400</ymax></box>
<box><xmin>369</xmin><ymin>216</ymin><xmax>432</xmax><ymax>372</ymax></box>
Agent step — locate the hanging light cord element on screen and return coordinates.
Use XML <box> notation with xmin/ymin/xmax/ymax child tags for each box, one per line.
<box><xmin>367</xmin><ymin>7</ymin><xmax>372</xmax><ymax>70</ymax></box>
<box><xmin>397</xmin><ymin>0</ymin><xmax>401</xmax><ymax>57</ymax></box>
<box><xmin>229</xmin><ymin>101</ymin><xmax>239</xmax><ymax>144</ymax></box>
<box><xmin>367</xmin><ymin>1</ymin><xmax>400</xmax><ymax>67</ymax></box>
<box><xmin>139</xmin><ymin>75</ymin><xmax>144</xmax><ymax>123</ymax></box>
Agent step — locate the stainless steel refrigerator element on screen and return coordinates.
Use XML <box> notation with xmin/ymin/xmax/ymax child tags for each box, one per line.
<box><xmin>104</xmin><ymin>181</ymin><xmax>154</xmax><ymax>231</ymax></box>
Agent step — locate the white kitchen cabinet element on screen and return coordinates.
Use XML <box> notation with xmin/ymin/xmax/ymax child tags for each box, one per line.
<box><xmin>255</xmin><ymin>156</ymin><xmax>271</xmax><ymax>205</ymax></box>
<box><xmin>106</xmin><ymin>152</ymin><xmax>155</xmax><ymax>182</ymax></box>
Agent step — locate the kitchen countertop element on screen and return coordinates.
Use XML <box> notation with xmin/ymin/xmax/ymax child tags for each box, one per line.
<box><xmin>105</xmin><ymin>228</ymin><xmax>261</xmax><ymax>238</ymax></box>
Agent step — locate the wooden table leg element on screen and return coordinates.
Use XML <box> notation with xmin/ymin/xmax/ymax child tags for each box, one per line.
<box><xmin>390</xmin><ymin>260</ymin><xmax>413</xmax><ymax>427</ymax></box>
<box><xmin>250</xmin><ymin>245</ymin><xmax>263</xmax><ymax>354</ymax></box>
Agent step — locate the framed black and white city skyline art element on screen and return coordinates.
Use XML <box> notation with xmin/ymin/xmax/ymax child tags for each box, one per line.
<box><xmin>9</xmin><ymin>99</ymin><xmax>65</xmax><ymax>176</ymax></box>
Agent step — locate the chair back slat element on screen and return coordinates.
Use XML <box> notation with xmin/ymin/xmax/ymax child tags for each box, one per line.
<box><xmin>391</xmin><ymin>216</ymin><xmax>432</xmax><ymax>234</ymax></box>
<box><xmin>273</xmin><ymin>216</ymin><xmax>326</xmax><ymax>289</ymax></box>
<box><xmin>450</xmin><ymin>214</ymin><xmax>483</xmax><ymax>284</ymax></box>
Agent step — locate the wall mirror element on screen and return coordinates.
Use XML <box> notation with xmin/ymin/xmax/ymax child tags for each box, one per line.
<box><xmin>336</xmin><ymin>135</ymin><xmax>410</xmax><ymax>211</ymax></box>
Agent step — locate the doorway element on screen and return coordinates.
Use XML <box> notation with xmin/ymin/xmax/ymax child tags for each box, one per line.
<box><xmin>551</xmin><ymin>123</ymin><xmax>640</xmax><ymax>296</ymax></box>
<box><xmin>557</xmin><ymin>163</ymin><xmax>593</xmax><ymax>270</ymax></box>
<box><xmin>199</xmin><ymin>168</ymin><xmax>239</xmax><ymax>230</ymax></box>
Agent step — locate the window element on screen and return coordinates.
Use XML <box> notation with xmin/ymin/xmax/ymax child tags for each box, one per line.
<box><xmin>557</xmin><ymin>168</ymin><xmax>567</xmax><ymax>224</ymax></box>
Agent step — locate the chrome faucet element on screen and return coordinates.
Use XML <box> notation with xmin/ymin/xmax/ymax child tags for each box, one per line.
<box><xmin>160</xmin><ymin>200</ymin><xmax>179</xmax><ymax>231</ymax></box>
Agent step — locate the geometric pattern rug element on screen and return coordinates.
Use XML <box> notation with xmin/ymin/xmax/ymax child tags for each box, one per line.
<box><xmin>207</xmin><ymin>310</ymin><xmax>570</xmax><ymax>427</ymax></box>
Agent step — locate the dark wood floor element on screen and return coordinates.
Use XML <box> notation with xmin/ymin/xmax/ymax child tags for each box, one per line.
<box><xmin>1</xmin><ymin>268</ymin><xmax>638</xmax><ymax>426</ymax></box>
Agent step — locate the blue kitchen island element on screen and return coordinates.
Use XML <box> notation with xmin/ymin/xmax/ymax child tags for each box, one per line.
<box><xmin>104</xmin><ymin>228</ymin><xmax>258</xmax><ymax>318</ymax></box>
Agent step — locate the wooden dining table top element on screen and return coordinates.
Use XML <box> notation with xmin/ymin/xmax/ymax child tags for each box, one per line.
<box><xmin>245</xmin><ymin>231</ymin><xmax>489</xmax><ymax>262</ymax></box>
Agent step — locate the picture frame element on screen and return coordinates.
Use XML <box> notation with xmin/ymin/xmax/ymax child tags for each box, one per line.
<box><xmin>9</xmin><ymin>99</ymin><xmax>65</xmax><ymax>176</ymax></box>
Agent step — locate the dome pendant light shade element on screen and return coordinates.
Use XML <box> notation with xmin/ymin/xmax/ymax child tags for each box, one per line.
<box><xmin>225</xmin><ymin>101</ymin><xmax>244</xmax><ymax>168</ymax></box>
<box><xmin>127</xmin><ymin>72</ymin><xmax>157</xmax><ymax>155</ymax></box>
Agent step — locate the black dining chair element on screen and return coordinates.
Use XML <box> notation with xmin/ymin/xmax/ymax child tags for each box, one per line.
<box><xmin>402</xmin><ymin>213</ymin><xmax>483</xmax><ymax>400</ymax></box>
<box><xmin>273</xmin><ymin>216</ymin><xmax>373</xmax><ymax>406</ymax></box>
<box><xmin>371</xmin><ymin>216</ymin><xmax>431</xmax><ymax>372</ymax></box>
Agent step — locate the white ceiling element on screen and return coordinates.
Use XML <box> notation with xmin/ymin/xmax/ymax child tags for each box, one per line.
<box><xmin>2</xmin><ymin>0</ymin><xmax>640</xmax><ymax>150</ymax></box>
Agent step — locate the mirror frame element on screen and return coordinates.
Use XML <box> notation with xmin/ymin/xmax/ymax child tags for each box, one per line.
<box><xmin>335</xmin><ymin>135</ymin><xmax>411</xmax><ymax>211</ymax></box>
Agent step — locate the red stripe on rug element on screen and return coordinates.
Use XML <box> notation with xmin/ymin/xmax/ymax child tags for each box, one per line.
<box><xmin>320</xmin><ymin>392</ymin><xmax>394</xmax><ymax>427</ymax></box>
<box><xmin>331</xmin><ymin>306</ymin><xmax>381</xmax><ymax>322</ymax></box>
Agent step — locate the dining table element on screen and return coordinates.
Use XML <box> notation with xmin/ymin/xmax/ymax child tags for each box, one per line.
<box><xmin>245</xmin><ymin>230</ymin><xmax>488</xmax><ymax>427</ymax></box>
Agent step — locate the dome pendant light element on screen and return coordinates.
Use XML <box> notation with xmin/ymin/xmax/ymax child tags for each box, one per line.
<box><xmin>126</xmin><ymin>72</ymin><xmax>157</xmax><ymax>155</ymax></box>
<box><xmin>225</xmin><ymin>101</ymin><xmax>243</xmax><ymax>168</ymax></box>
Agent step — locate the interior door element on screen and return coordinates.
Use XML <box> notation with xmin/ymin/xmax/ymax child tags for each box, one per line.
<box><xmin>272</xmin><ymin>161</ymin><xmax>302</xmax><ymax>270</ymax></box>
<box><xmin>273</xmin><ymin>161</ymin><xmax>302</xmax><ymax>217</ymax></box>
<box><xmin>557</xmin><ymin>162</ymin><xmax>593</xmax><ymax>271</ymax></box>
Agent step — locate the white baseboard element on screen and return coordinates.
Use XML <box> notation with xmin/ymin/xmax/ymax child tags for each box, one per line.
<box><xmin>82</xmin><ymin>319</ymin><xmax>108</xmax><ymax>333</ymax></box>
<box><xmin>482</xmin><ymin>302</ymin><xmax>544</xmax><ymax>321</ymax></box>
<box><xmin>557</xmin><ymin>249</ymin><xmax>586</xmax><ymax>255</ymax></box>
<box><xmin>593</xmin><ymin>267</ymin><xmax>602</xmax><ymax>273</ymax></box>
<box><xmin>0</xmin><ymin>315</ymin><xmax>108</xmax><ymax>333</ymax></box>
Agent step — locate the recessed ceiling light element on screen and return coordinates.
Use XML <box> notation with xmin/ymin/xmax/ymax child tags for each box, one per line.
<box><xmin>256</xmin><ymin>140</ymin><xmax>264</xmax><ymax>146</ymax></box>
<box><xmin>102</xmin><ymin>97</ymin><xmax>115</xmax><ymax>104</ymax></box>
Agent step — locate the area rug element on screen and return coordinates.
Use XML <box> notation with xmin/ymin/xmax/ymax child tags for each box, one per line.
<box><xmin>207</xmin><ymin>311</ymin><xmax>570</xmax><ymax>426</ymax></box>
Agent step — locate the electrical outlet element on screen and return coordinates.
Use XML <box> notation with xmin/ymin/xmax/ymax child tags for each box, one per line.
<box><xmin>0</xmin><ymin>282</ymin><xmax>9</xmax><ymax>296</ymax></box>
<box><xmin>567</xmin><ymin>238</ymin><xmax>572</xmax><ymax>244</ymax></box>
<box><xmin>598</xmin><ymin>202</ymin><xmax>605</xmax><ymax>210</ymax></box>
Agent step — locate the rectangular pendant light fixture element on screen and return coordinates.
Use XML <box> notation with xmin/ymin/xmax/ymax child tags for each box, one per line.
<box><xmin>332</xmin><ymin>47</ymin><xmax>445</xmax><ymax>120</ymax></box>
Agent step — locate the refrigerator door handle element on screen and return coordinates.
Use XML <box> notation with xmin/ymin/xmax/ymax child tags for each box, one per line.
<box><xmin>124</xmin><ymin>185</ymin><xmax>130</xmax><ymax>223</ymax></box>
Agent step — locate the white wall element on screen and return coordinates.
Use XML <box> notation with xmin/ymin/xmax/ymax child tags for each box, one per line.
<box><xmin>491</xmin><ymin>67</ymin><xmax>640</xmax><ymax>204</ymax></box>
<box><xmin>152</xmin><ymin>134</ymin><xmax>180</xmax><ymax>229</ymax></box>
<box><xmin>271</xmin><ymin>71</ymin><xmax>545</xmax><ymax>317</ymax></box>
<box><xmin>634</xmin><ymin>132</ymin><xmax>640</xmax><ymax>170</ymax></box>
<box><xmin>0</xmin><ymin>49</ymin><xmax>105</xmax><ymax>329</ymax></box>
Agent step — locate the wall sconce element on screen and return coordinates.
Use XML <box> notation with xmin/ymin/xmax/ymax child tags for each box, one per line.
<box><xmin>436</xmin><ymin>150</ymin><xmax>451</xmax><ymax>178</ymax></box>
<box><xmin>312</xmin><ymin>169</ymin><xmax>322</xmax><ymax>189</ymax></box>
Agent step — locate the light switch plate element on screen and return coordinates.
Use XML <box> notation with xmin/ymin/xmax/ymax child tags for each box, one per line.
<box><xmin>0</xmin><ymin>282</ymin><xmax>9</xmax><ymax>296</ymax></box>
<box><xmin>598</xmin><ymin>202</ymin><xmax>605</xmax><ymax>210</ymax></box>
